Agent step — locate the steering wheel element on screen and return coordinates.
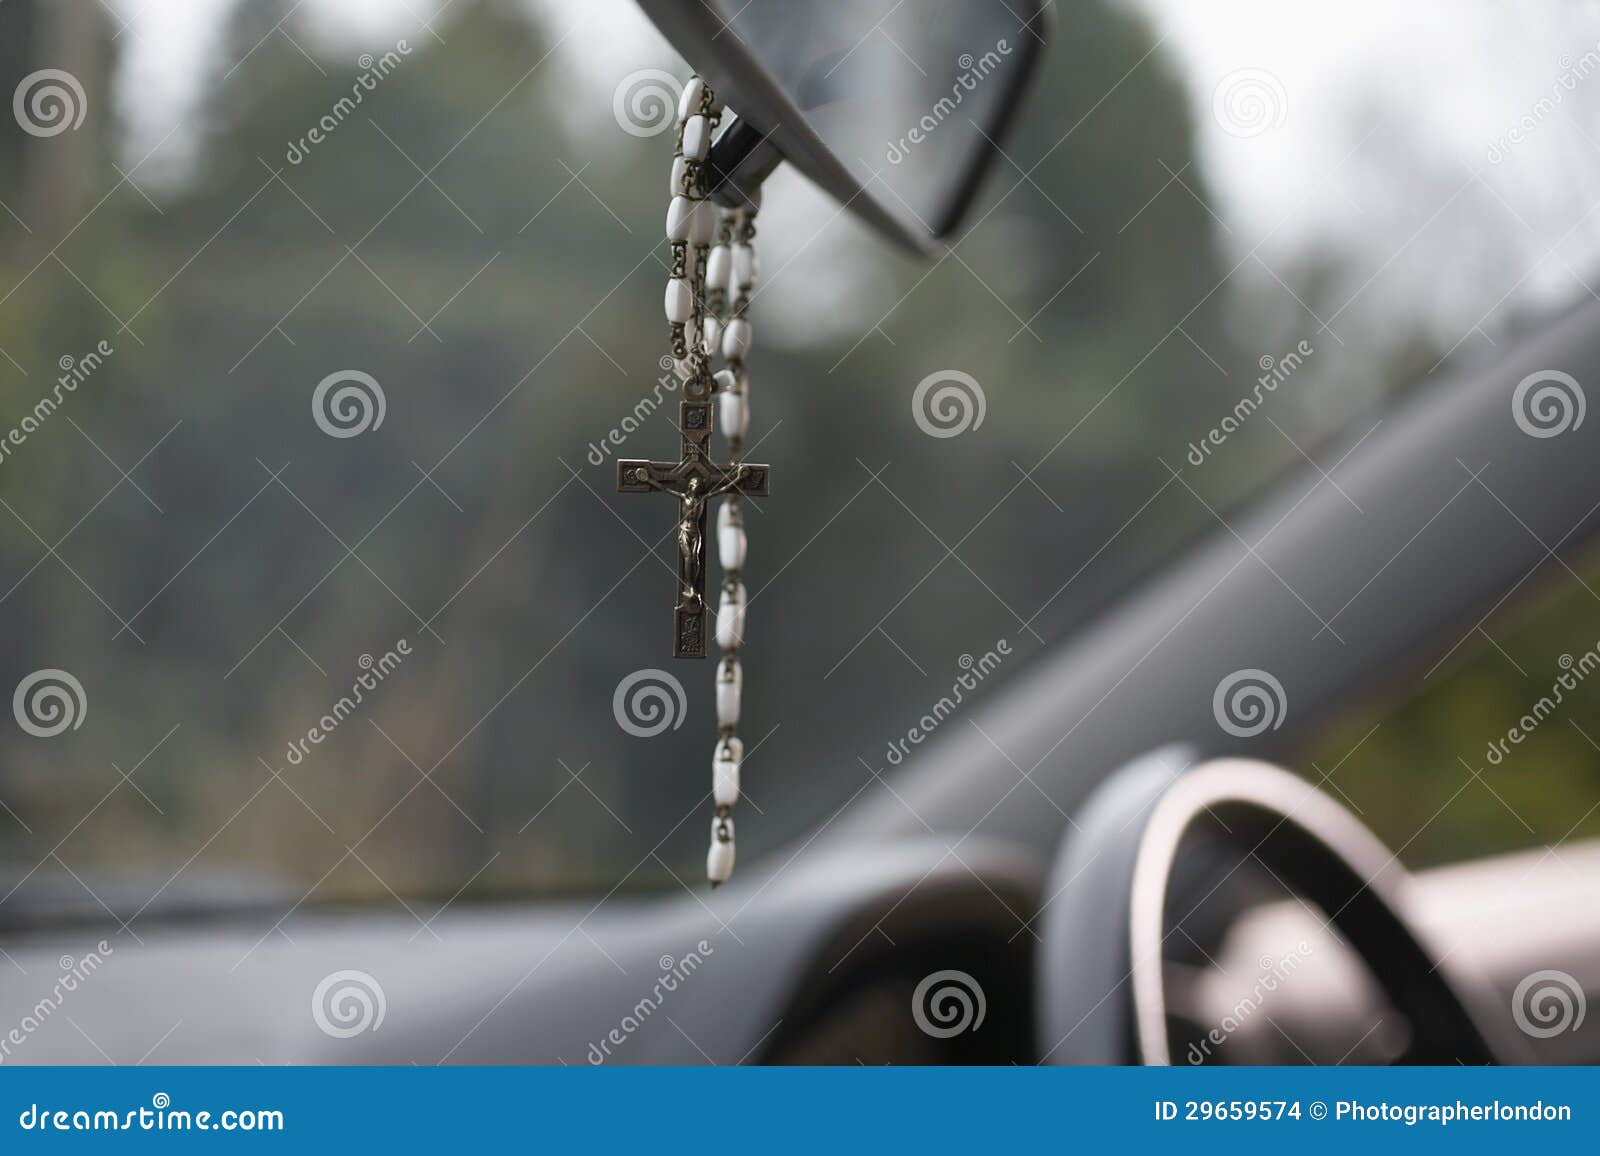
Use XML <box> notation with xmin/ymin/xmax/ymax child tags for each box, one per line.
<box><xmin>1037</xmin><ymin>752</ymin><xmax>1519</xmax><ymax>1064</ymax></box>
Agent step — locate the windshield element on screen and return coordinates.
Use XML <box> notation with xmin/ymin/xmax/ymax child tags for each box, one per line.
<box><xmin>0</xmin><ymin>0</ymin><xmax>1594</xmax><ymax>913</ymax></box>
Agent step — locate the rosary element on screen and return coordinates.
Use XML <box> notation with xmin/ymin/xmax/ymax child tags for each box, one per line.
<box><xmin>616</xmin><ymin>76</ymin><xmax>768</xmax><ymax>886</ymax></box>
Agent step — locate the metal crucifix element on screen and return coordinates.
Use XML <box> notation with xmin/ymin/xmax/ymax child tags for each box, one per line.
<box><xmin>617</xmin><ymin>387</ymin><xmax>769</xmax><ymax>658</ymax></box>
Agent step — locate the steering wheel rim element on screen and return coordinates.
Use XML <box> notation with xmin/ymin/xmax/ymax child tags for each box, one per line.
<box><xmin>1038</xmin><ymin>751</ymin><xmax>1521</xmax><ymax>1065</ymax></box>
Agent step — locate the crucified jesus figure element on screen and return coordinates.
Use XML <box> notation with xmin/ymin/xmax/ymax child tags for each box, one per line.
<box><xmin>616</xmin><ymin>397</ymin><xmax>770</xmax><ymax>658</ymax></box>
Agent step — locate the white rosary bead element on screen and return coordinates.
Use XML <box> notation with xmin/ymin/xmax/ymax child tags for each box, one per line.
<box><xmin>664</xmin><ymin>278</ymin><xmax>693</xmax><ymax>324</ymax></box>
<box><xmin>718</xmin><ymin>386</ymin><xmax>748</xmax><ymax>441</ymax></box>
<box><xmin>718</xmin><ymin>502</ymin><xmax>746</xmax><ymax>571</ymax></box>
<box><xmin>721</xmin><ymin>318</ymin><xmax>751</xmax><ymax>360</ymax></box>
<box><xmin>682</xmin><ymin>115</ymin><xmax>710</xmax><ymax>160</ymax></box>
<box><xmin>707</xmin><ymin>818</ymin><xmax>735</xmax><ymax>884</ymax></box>
<box><xmin>702</xmin><ymin>316</ymin><xmax>722</xmax><ymax>356</ymax></box>
<box><xmin>733</xmin><ymin>243</ymin><xmax>756</xmax><ymax>288</ymax></box>
<box><xmin>666</xmin><ymin>195</ymin><xmax>693</xmax><ymax>241</ymax></box>
<box><xmin>706</xmin><ymin>245</ymin><xmax>732</xmax><ymax>291</ymax></box>
<box><xmin>669</xmin><ymin>155</ymin><xmax>689</xmax><ymax>197</ymax></box>
<box><xmin>716</xmin><ymin>581</ymin><xmax>747</xmax><ymax>650</ymax></box>
<box><xmin>676</xmin><ymin>77</ymin><xmax>704</xmax><ymax>126</ymax></box>
<box><xmin>668</xmin><ymin>197</ymin><xmax>715</xmax><ymax>245</ymax></box>
<box><xmin>716</xmin><ymin>656</ymin><xmax>742</xmax><ymax>726</ymax></box>
<box><xmin>713</xmin><ymin>736</ymin><xmax>742</xmax><ymax>806</ymax></box>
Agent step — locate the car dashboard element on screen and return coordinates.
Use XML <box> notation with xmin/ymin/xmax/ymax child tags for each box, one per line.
<box><xmin>1</xmin><ymin>833</ymin><xmax>1596</xmax><ymax>1066</ymax></box>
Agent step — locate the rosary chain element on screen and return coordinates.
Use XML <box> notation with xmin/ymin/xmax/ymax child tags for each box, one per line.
<box><xmin>664</xmin><ymin>77</ymin><xmax>722</xmax><ymax>399</ymax></box>
<box><xmin>660</xmin><ymin>76</ymin><xmax>761</xmax><ymax>885</ymax></box>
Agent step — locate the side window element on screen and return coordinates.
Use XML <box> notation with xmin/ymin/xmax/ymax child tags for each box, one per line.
<box><xmin>1300</xmin><ymin>561</ymin><xmax>1600</xmax><ymax>867</ymax></box>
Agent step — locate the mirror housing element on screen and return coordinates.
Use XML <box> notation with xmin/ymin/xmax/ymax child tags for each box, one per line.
<box><xmin>636</xmin><ymin>0</ymin><xmax>1051</xmax><ymax>254</ymax></box>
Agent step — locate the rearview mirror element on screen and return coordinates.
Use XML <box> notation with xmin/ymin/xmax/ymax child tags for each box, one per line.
<box><xmin>636</xmin><ymin>0</ymin><xmax>1050</xmax><ymax>252</ymax></box>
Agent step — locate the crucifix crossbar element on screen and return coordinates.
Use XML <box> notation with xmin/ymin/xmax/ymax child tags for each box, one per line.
<box><xmin>617</xmin><ymin>395</ymin><xmax>769</xmax><ymax>658</ymax></box>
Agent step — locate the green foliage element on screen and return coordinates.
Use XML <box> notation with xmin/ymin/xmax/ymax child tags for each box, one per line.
<box><xmin>1305</xmin><ymin>549</ymin><xmax>1600</xmax><ymax>867</ymax></box>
